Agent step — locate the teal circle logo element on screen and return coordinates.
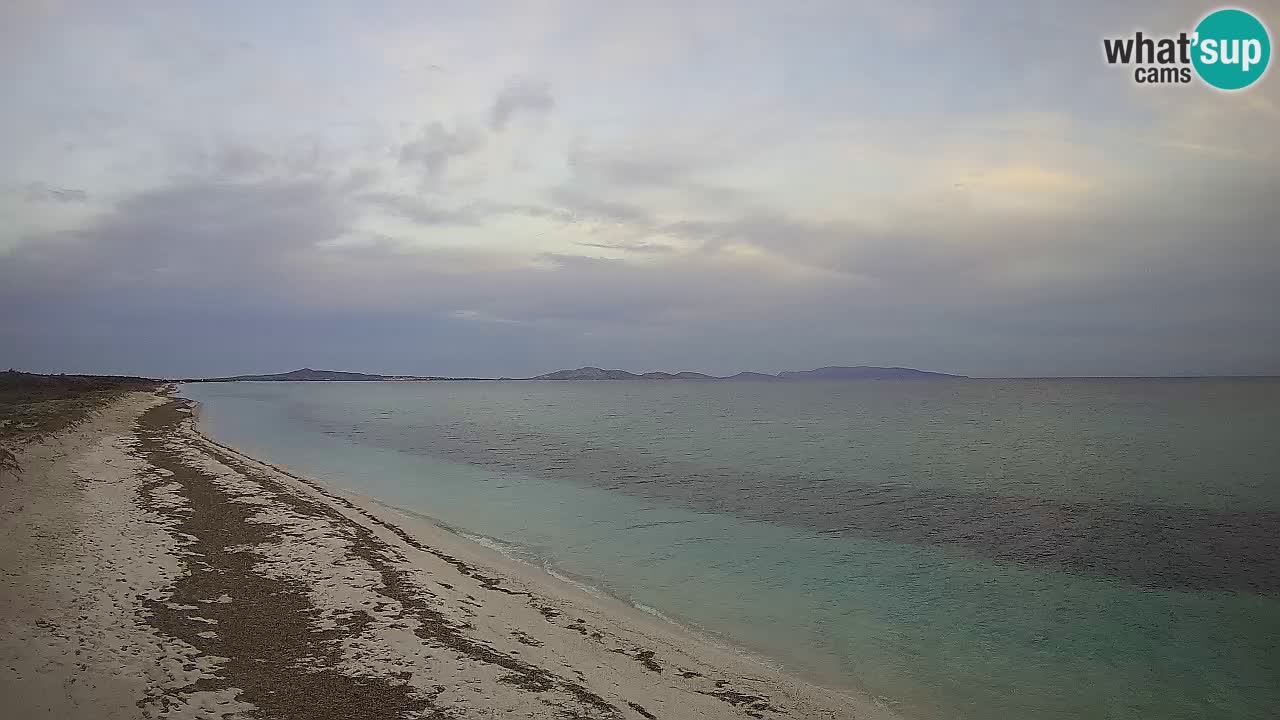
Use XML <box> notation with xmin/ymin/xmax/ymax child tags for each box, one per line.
<box><xmin>1192</xmin><ymin>8</ymin><xmax>1271</xmax><ymax>90</ymax></box>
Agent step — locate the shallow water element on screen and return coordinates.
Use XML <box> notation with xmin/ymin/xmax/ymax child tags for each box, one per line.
<box><xmin>181</xmin><ymin>379</ymin><xmax>1280</xmax><ymax>719</ymax></box>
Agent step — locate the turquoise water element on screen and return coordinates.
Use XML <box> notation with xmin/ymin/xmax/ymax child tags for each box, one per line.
<box><xmin>180</xmin><ymin>379</ymin><xmax>1280</xmax><ymax>719</ymax></box>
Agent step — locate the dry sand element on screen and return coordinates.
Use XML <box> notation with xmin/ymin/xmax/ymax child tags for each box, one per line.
<box><xmin>1</xmin><ymin>389</ymin><xmax>896</xmax><ymax>719</ymax></box>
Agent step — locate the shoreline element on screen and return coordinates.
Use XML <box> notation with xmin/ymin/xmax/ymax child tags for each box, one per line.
<box><xmin>189</xmin><ymin>409</ymin><xmax>783</xmax><ymax>668</ymax></box>
<box><xmin>2</xmin><ymin>389</ymin><xmax>897</xmax><ymax>719</ymax></box>
<box><xmin>192</xmin><ymin>412</ymin><xmax>798</xmax><ymax>686</ymax></box>
<box><xmin>187</xmin><ymin>393</ymin><xmax>896</xmax><ymax>715</ymax></box>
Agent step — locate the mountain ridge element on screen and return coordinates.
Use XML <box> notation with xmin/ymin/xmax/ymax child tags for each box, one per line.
<box><xmin>532</xmin><ymin>365</ymin><xmax>965</xmax><ymax>381</ymax></box>
<box><xmin>189</xmin><ymin>368</ymin><xmax>485</xmax><ymax>382</ymax></box>
<box><xmin>188</xmin><ymin>365</ymin><xmax>967</xmax><ymax>382</ymax></box>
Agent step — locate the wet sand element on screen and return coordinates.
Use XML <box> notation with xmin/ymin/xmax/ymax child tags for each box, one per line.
<box><xmin>1</xmin><ymin>389</ymin><xmax>894</xmax><ymax>719</ymax></box>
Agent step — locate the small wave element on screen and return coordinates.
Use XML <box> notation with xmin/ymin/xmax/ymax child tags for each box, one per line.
<box><xmin>543</xmin><ymin>565</ymin><xmax>607</xmax><ymax>598</ymax></box>
<box><xmin>456</xmin><ymin>531</ymin><xmax>603</xmax><ymax>596</ymax></box>
<box><xmin>631</xmin><ymin>601</ymin><xmax>678</xmax><ymax>624</ymax></box>
<box><xmin>458</xmin><ymin>530</ymin><xmax>526</xmax><ymax>558</ymax></box>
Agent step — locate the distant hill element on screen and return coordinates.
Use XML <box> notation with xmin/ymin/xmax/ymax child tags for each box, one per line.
<box><xmin>531</xmin><ymin>367</ymin><xmax>640</xmax><ymax>381</ymax></box>
<box><xmin>638</xmin><ymin>371</ymin><xmax>718</xmax><ymax>380</ymax></box>
<box><xmin>533</xmin><ymin>367</ymin><xmax>722</xmax><ymax>381</ymax></box>
<box><xmin>192</xmin><ymin>368</ymin><xmax>444</xmax><ymax>382</ymax></box>
<box><xmin>191</xmin><ymin>365</ymin><xmax>965</xmax><ymax>383</ymax></box>
<box><xmin>530</xmin><ymin>365</ymin><xmax>964</xmax><ymax>381</ymax></box>
<box><xmin>776</xmin><ymin>366</ymin><xmax>965</xmax><ymax>380</ymax></box>
<box><xmin>722</xmin><ymin>371</ymin><xmax>782</xmax><ymax>381</ymax></box>
<box><xmin>671</xmin><ymin>371</ymin><xmax>717</xmax><ymax>380</ymax></box>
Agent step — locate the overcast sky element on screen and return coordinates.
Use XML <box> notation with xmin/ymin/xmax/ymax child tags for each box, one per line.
<box><xmin>3</xmin><ymin>1</ymin><xmax>1278</xmax><ymax>378</ymax></box>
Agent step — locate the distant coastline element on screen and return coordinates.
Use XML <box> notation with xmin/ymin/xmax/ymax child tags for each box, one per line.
<box><xmin>186</xmin><ymin>368</ymin><xmax>498</xmax><ymax>383</ymax></box>
<box><xmin>186</xmin><ymin>365</ymin><xmax>968</xmax><ymax>383</ymax></box>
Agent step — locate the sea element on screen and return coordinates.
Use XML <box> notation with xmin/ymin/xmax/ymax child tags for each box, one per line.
<box><xmin>179</xmin><ymin>378</ymin><xmax>1280</xmax><ymax>720</ymax></box>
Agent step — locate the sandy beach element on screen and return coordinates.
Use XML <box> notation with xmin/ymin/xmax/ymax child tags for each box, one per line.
<box><xmin>0</xmin><ymin>388</ymin><xmax>892</xmax><ymax>719</ymax></box>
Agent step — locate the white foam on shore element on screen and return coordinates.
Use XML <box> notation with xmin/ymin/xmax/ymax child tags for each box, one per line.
<box><xmin>541</xmin><ymin>564</ymin><xmax>607</xmax><ymax>599</ymax></box>
<box><xmin>628</xmin><ymin>601</ymin><xmax>787</xmax><ymax>672</ymax></box>
<box><xmin>457</xmin><ymin>529</ymin><xmax>518</xmax><ymax>555</ymax></box>
<box><xmin>631</xmin><ymin>602</ymin><xmax>677</xmax><ymax>624</ymax></box>
<box><xmin>457</xmin><ymin>530</ymin><xmax>609</xmax><ymax>599</ymax></box>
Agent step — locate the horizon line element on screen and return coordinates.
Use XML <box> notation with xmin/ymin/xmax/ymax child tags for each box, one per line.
<box><xmin>9</xmin><ymin>367</ymin><xmax>1280</xmax><ymax>382</ymax></box>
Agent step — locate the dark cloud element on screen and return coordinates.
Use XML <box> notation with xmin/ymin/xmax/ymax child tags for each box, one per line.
<box><xmin>171</xmin><ymin>138</ymin><xmax>353</xmax><ymax>183</ymax></box>
<box><xmin>6</xmin><ymin>1</ymin><xmax>1278</xmax><ymax>379</ymax></box>
<box><xmin>1</xmin><ymin>175</ymin><xmax>351</xmax><ymax>303</ymax></box>
<box><xmin>398</xmin><ymin>122</ymin><xmax>484</xmax><ymax>181</ymax></box>
<box><xmin>3</xmin><ymin>132</ymin><xmax>1279</xmax><ymax>378</ymax></box>
<box><xmin>209</xmin><ymin>144</ymin><xmax>274</xmax><ymax>177</ymax></box>
<box><xmin>490</xmin><ymin>78</ymin><xmax>555</xmax><ymax>131</ymax></box>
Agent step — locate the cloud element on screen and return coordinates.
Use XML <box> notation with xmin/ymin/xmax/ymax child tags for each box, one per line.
<box><xmin>23</xmin><ymin>183</ymin><xmax>89</xmax><ymax>203</ymax></box>
<box><xmin>3</xmin><ymin>2</ymin><xmax>1279</xmax><ymax>377</ymax></box>
<box><xmin>573</xmin><ymin>239</ymin><xmax>676</xmax><ymax>254</ymax></box>
<box><xmin>360</xmin><ymin>191</ymin><xmax>483</xmax><ymax>226</ymax></box>
<box><xmin>1</xmin><ymin>174</ymin><xmax>352</xmax><ymax>302</ymax></box>
<box><xmin>7</xmin><ymin>108</ymin><xmax>1279</xmax><ymax>378</ymax></box>
<box><xmin>450</xmin><ymin>308</ymin><xmax>523</xmax><ymax>325</ymax></box>
<box><xmin>547</xmin><ymin>186</ymin><xmax>656</xmax><ymax>227</ymax></box>
<box><xmin>398</xmin><ymin>122</ymin><xmax>485</xmax><ymax>181</ymax></box>
<box><xmin>566</xmin><ymin>133</ymin><xmax>744</xmax><ymax>188</ymax></box>
<box><xmin>207</xmin><ymin>144</ymin><xmax>274</xmax><ymax>178</ymax></box>
<box><xmin>490</xmin><ymin>78</ymin><xmax>554</xmax><ymax>131</ymax></box>
<box><xmin>569</xmin><ymin>142</ymin><xmax>701</xmax><ymax>187</ymax></box>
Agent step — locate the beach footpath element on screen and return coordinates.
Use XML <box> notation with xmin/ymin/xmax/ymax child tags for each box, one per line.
<box><xmin>1</xmin><ymin>386</ymin><xmax>888</xmax><ymax>720</ymax></box>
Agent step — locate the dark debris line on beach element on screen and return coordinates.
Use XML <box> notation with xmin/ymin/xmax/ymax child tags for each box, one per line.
<box><xmin>131</xmin><ymin>399</ymin><xmax>630</xmax><ymax>720</ymax></box>
<box><xmin>196</xmin><ymin>428</ymin><xmax>749</xmax><ymax>692</ymax></box>
<box><xmin>134</xmin><ymin>401</ymin><xmax>443</xmax><ymax>720</ymax></box>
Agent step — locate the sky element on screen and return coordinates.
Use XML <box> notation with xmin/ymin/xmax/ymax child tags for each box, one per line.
<box><xmin>2</xmin><ymin>0</ymin><xmax>1278</xmax><ymax>378</ymax></box>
